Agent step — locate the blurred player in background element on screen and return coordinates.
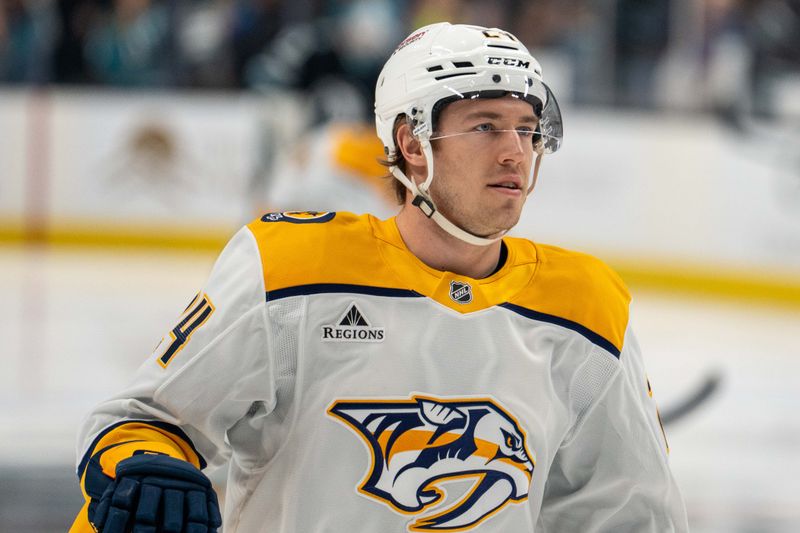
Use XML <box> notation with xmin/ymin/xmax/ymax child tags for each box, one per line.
<box><xmin>70</xmin><ymin>22</ymin><xmax>688</xmax><ymax>532</ymax></box>
<box><xmin>246</xmin><ymin>1</ymin><xmax>401</xmax><ymax>217</ymax></box>
<box><xmin>265</xmin><ymin>120</ymin><xmax>397</xmax><ymax>217</ymax></box>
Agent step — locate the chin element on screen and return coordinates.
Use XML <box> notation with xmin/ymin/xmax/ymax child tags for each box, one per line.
<box><xmin>496</xmin><ymin>211</ymin><xmax>523</xmax><ymax>231</ymax></box>
<box><xmin>475</xmin><ymin>221</ymin><xmax>517</xmax><ymax>239</ymax></box>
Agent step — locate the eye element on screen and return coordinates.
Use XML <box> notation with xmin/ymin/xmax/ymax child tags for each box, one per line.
<box><xmin>475</xmin><ymin>123</ymin><xmax>495</xmax><ymax>133</ymax></box>
<box><xmin>515</xmin><ymin>127</ymin><xmax>535</xmax><ymax>138</ymax></box>
<box><xmin>501</xmin><ymin>428</ymin><xmax>520</xmax><ymax>450</ymax></box>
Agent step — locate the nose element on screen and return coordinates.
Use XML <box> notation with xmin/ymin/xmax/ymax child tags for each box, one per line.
<box><xmin>497</xmin><ymin>129</ymin><xmax>526</xmax><ymax>163</ymax></box>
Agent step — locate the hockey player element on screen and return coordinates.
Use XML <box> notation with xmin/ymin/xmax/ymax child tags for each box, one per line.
<box><xmin>71</xmin><ymin>23</ymin><xmax>689</xmax><ymax>532</ymax></box>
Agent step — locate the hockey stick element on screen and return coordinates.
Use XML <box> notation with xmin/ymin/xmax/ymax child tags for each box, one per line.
<box><xmin>660</xmin><ymin>370</ymin><xmax>723</xmax><ymax>426</ymax></box>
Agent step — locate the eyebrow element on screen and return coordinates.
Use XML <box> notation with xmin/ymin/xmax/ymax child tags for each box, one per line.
<box><xmin>462</xmin><ymin>111</ymin><xmax>539</xmax><ymax>123</ymax></box>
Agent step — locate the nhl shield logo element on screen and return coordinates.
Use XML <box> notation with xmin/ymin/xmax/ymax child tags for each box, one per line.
<box><xmin>449</xmin><ymin>281</ymin><xmax>473</xmax><ymax>304</ymax></box>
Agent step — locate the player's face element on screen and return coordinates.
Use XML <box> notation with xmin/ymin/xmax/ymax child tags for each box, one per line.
<box><xmin>429</xmin><ymin>96</ymin><xmax>538</xmax><ymax>239</ymax></box>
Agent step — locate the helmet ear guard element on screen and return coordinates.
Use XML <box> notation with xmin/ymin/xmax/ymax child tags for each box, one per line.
<box><xmin>407</xmin><ymin>105</ymin><xmax>431</xmax><ymax>141</ymax></box>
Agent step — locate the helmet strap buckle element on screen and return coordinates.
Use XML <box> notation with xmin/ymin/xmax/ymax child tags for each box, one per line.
<box><xmin>412</xmin><ymin>194</ymin><xmax>436</xmax><ymax>218</ymax></box>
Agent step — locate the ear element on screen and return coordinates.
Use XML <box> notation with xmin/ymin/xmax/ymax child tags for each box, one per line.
<box><xmin>396</xmin><ymin>121</ymin><xmax>427</xmax><ymax>178</ymax></box>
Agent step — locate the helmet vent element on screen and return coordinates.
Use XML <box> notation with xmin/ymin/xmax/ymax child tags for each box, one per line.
<box><xmin>487</xmin><ymin>44</ymin><xmax>519</xmax><ymax>51</ymax></box>
<box><xmin>452</xmin><ymin>61</ymin><xmax>474</xmax><ymax>68</ymax></box>
<box><xmin>427</xmin><ymin>65</ymin><xmax>444</xmax><ymax>72</ymax></box>
<box><xmin>434</xmin><ymin>72</ymin><xmax>476</xmax><ymax>81</ymax></box>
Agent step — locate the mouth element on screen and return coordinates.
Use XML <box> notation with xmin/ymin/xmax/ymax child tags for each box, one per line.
<box><xmin>487</xmin><ymin>179</ymin><xmax>523</xmax><ymax>195</ymax></box>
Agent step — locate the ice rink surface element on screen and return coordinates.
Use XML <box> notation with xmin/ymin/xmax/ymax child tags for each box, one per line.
<box><xmin>1</xmin><ymin>244</ymin><xmax>798</xmax><ymax>532</ymax></box>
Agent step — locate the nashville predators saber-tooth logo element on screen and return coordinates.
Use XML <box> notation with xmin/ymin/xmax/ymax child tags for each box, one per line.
<box><xmin>327</xmin><ymin>395</ymin><xmax>534</xmax><ymax>531</ymax></box>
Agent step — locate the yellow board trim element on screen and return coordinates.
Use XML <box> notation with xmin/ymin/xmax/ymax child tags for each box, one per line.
<box><xmin>3</xmin><ymin>218</ymin><xmax>799</xmax><ymax>307</ymax></box>
<box><xmin>610</xmin><ymin>258</ymin><xmax>800</xmax><ymax>309</ymax></box>
<box><xmin>0</xmin><ymin>219</ymin><xmax>232</xmax><ymax>251</ymax></box>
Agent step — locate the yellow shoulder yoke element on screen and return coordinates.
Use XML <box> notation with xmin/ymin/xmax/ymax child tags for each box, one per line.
<box><xmin>247</xmin><ymin>213</ymin><xmax>630</xmax><ymax>353</ymax></box>
<box><xmin>247</xmin><ymin>212</ymin><xmax>402</xmax><ymax>294</ymax></box>
<box><xmin>510</xmin><ymin>243</ymin><xmax>631</xmax><ymax>355</ymax></box>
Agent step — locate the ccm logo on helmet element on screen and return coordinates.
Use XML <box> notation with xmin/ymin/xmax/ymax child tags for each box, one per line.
<box><xmin>487</xmin><ymin>56</ymin><xmax>531</xmax><ymax>68</ymax></box>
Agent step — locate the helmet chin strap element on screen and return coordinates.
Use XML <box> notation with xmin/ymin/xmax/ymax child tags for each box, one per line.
<box><xmin>391</xmin><ymin>140</ymin><xmax>543</xmax><ymax>247</ymax></box>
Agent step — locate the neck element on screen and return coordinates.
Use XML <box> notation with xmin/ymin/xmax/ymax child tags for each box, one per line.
<box><xmin>395</xmin><ymin>205</ymin><xmax>504</xmax><ymax>279</ymax></box>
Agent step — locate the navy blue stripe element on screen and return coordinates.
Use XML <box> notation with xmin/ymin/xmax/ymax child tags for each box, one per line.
<box><xmin>77</xmin><ymin>420</ymin><xmax>208</xmax><ymax>478</ymax></box>
<box><xmin>181</xmin><ymin>299</ymin><xmax>203</xmax><ymax>325</ymax></box>
<box><xmin>179</xmin><ymin>298</ymin><xmax>208</xmax><ymax>329</ymax></box>
<box><xmin>266</xmin><ymin>284</ymin><xmax>422</xmax><ymax>301</ymax></box>
<box><xmin>185</xmin><ymin>305</ymin><xmax>213</xmax><ymax>336</ymax></box>
<box><xmin>499</xmin><ymin>302</ymin><xmax>621</xmax><ymax>358</ymax></box>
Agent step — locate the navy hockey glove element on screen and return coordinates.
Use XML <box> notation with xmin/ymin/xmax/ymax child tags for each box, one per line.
<box><xmin>90</xmin><ymin>454</ymin><xmax>222</xmax><ymax>533</ymax></box>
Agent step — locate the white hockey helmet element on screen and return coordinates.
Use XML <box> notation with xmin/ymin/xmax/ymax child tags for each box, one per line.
<box><xmin>374</xmin><ymin>22</ymin><xmax>563</xmax><ymax>246</ymax></box>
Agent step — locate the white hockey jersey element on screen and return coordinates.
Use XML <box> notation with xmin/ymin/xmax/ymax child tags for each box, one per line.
<box><xmin>72</xmin><ymin>211</ymin><xmax>689</xmax><ymax>532</ymax></box>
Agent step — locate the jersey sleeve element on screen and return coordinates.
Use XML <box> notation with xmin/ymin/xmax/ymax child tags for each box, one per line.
<box><xmin>70</xmin><ymin>226</ymin><xmax>276</xmax><ymax>530</ymax></box>
<box><xmin>537</xmin><ymin>324</ymin><xmax>689</xmax><ymax>532</ymax></box>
